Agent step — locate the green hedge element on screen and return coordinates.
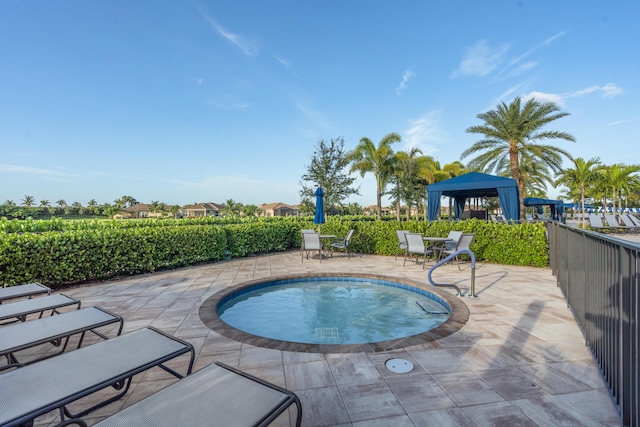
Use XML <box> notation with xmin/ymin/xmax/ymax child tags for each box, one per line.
<box><xmin>0</xmin><ymin>217</ymin><xmax>548</xmax><ymax>288</ymax></box>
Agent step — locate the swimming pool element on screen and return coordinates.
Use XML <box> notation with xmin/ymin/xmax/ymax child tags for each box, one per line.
<box><xmin>199</xmin><ymin>274</ymin><xmax>469</xmax><ymax>353</ymax></box>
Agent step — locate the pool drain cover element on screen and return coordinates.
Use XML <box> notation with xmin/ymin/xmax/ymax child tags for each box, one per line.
<box><xmin>385</xmin><ymin>358</ymin><xmax>414</xmax><ymax>373</ymax></box>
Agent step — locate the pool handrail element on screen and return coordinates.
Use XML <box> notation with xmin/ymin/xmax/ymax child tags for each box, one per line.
<box><xmin>427</xmin><ymin>249</ymin><xmax>477</xmax><ymax>297</ymax></box>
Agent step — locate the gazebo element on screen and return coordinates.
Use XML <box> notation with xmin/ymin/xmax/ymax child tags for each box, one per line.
<box><xmin>427</xmin><ymin>172</ymin><xmax>520</xmax><ymax>221</ymax></box>
<box><xmin>523</xmin><ymin>197</ymin><xmax>565</xmax><ymax>221</ymax></box>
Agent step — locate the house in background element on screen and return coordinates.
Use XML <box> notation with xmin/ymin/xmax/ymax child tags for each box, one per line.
<box><xmin>259</xmin><ymin>202</ymin><xmax>300</xmax><ymax>217</ymax></box>
<box><xmin>121</xmin><ymin>203</ymin><xmax>152</xmax><ymax>218</ymax></box>
<box><xmin>180</xmin><ymin>202</ymin><xmax>225</xmax><ymax>218</ymax></box>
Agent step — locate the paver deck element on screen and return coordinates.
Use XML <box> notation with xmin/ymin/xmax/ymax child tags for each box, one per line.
<box><xmin>26</xmin><ymin>251</ymin><xmax>621</xmax><ymax>426</ymax></box>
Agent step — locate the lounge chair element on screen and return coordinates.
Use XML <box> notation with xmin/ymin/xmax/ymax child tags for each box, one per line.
<box><xmin>440</xmin><ymin>233</ymin><xmax>475</xmax><ymax>270</ymax></box>
<box><xmin>91</xmin><ymin>362</ymin><xmax>302</xmax><ymax>427</ymax></box>
<box><xmin>301</xmin><ymin>232</ymin><xmax>322</xmax><ymax>262</ymax></box>
<box><xmin>618</xmin><ymin>214</ymin><xmax>640</xmax><ymax>233</ymax></box>
<box><xmin>329</xmin><ymin>229</ymin><xmax>354</xmax><ymax>258</ymax></box>
<box><xmin>604</xmin><ymin>214</ymin><xmax>633</xmax><ymax>232</ymax></box>
<box><xmin>403</xmin><ymin>233</ymin><xmax>434</xmax><ymax>269</ymax></box>
<box><xmin>588</xmin><ymin>214</ymin><xmax>608</xmax><ymax>232</ymax></box>
<box><xmin>0</xmin><ymin>282</ymin><xmax>50</xmax><ymax>304</ymax></box>
<box><xmin>0</xmin><ymin>327</ymin><xmax>195</xmax><ymax>427</ymax></box>
<box><xmin>525</xmin><ymin>214</ymin><xmax>534</xmax><ymax>222</ymax></box>
<box><xmin>0</xmin><ymin>294</ymin><xmax>80</xmax><ymax>325</ymax></box>
<box><xmin>0</xmin><ymin>306</ymin><xmax>123</xmax><ymax>372</ymax></box>
<box><xmin>395</xmin><ymin>230</ymin><xmax>409</xmax><ymax>260</ymax></box>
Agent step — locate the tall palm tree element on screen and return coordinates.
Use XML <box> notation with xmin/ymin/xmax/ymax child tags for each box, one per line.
<box><xmin>555</xmin><ymin>157</ymin><xmax>601</xmax><ymax>228</ymax></box>
<box><xmin>39</xmin><ymin>199</ymin><xmax>50</xmax><ymax>208</ymax></box>
<box><xmin>599</xmin><ymin>163</ymin><xmax>640</xmax><ymax>214</ymax></box>
<box><xmin>22</xmin><ymin>195</ymin><xmax>35</xmax><ymax>208</ymax></box>
<box><xmin>347</xmin><ymin>132</ymin><xmax>401</xmax><ymax>220</ymax></box>
<box><xmin>462</xmin><ymin>97</ymin><xmax>575</xmax><ymax>219</ymax></box>
<box><xmin>391</xmin><ymin>149</ymin><xmax>438</xmax><ymax>221</ymax></box>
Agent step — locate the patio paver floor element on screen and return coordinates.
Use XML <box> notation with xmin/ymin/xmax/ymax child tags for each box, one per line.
<box><xmin>21</xmin><ymin>251</ymin><xmax>621</xmax><ymax>426</ymax></box>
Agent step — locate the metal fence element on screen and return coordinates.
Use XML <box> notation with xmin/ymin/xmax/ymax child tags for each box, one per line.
<box><xmin>547</xmin><ymin>221</ymin><xmax>639</xmax><ymax>427</ymax></box>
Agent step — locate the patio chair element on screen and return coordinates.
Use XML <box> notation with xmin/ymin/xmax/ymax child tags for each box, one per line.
<box><xmin>403</xmin><ymin>233</ymin><xmax>434</xmax><ymax>269</ymax></box>
<box><xmin>301</xmin><ymin>232</ymin><xmax>322</xmax><ymax>262</ymax></box>
<box><xmin>525</xmin><ymin>213</ymin><xmax>534</xmax><ymax>222</ymax></box>
<box><xmin>0</xmin><ymin>294</ymin><xmax>80</xmax><ymax>325</ymax></box>
<box><xmin>0</xmin><ymin>327</ymin><xmax>195</xmax><ymax>427</ymax></box>
<box><xmin>442</xmin><ymin>231</ymin><xmax>463</xmax><ymax>252</ymax></box>
<box><xmin>300</xmin><ymin>229</ymin><xmax>315</xmax><ymax>256</ymax></box>
<box><xmin>440</xmin><ymin>233</ymin><xmax>475</xmax><ymax>270</ymax></box>
<box><xmin>0</xmin><ymin>282</ymin><xmax>50</xmax><ymax>305</ymax></box>
<box><xmin>395</xmin><ymin>230</ymin><xmax>409</xmax><ymax>260</ymax></box>
<box><xmin>92</xmin><ymin>362</ymin><xmax>302</xmax><ymax>427</ymax></box>
<box><xmin>329</xmin><ymin>229</ymin><xmax>354</xmax><ymax>258</ymax></box>
<box><xmin>0</xmin><ymin>306</ymin><xmax>124</xmax><ymax>372</ymax></box>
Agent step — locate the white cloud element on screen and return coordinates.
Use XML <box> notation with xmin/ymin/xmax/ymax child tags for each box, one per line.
<box><xmin>451</xmin><ymin>40</ymin><xmax>510</xmax><ymax>78</ymax></box>
<box><xmin>274</xmin><ymin>55</ymin><xmax>292</xmax><ymax>69</ymax></box>
<box><xmin>196</xmin><ymin>6</ymin><xmax>258</xmax><ymax>56</ymax></box>
<box><xmin>0</xmin><ymin>164</ymin><xmax>81</xmax><ymax>178</ymax></box>
<box><xmin>522</xmin><ymin>91</ymin><xmax>566</xmax><ymax>106</ymax></box>
<box><xmin>522</xmin><ymin>83</ymin><xmax>624</xmax><ymax>106</ymax></box>
<box><xmin>495</xmin><ymin>30</ymin><xmax>567</xmax><ymax>80</ymax></box>
<box><xmin>403</xmin><ymin>110</ymin><xmax>447</xmax><ymax>155</ymax></box>
<box><xmin>396</xmin><ymin>70</ymin><xmax>416</xmax><ymax>94</ymax></box>
<box><xmin>206</xmin><ymin>98</ymin><xmax>250</xmax><ymax>109</ymax></box>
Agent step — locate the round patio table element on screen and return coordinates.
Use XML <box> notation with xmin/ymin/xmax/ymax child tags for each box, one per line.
<box><xmin>423</xmin><ymin>237</ymin><xmax>452</xmax><ymax>261</ymax></box>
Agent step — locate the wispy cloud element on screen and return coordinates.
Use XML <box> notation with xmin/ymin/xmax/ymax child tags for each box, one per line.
<box><xmin>0</xmin><ymin>164</ymin><xmax>82</xmax><ymax>182</ymax></box>
<box><xmin>605</xmin><ymin>119</ymin><xmax>630</xmax><ymax>126</ymax></box>
<box><xmin>451</xmin><ymin>40</ymin><xmax>510</xmax><ymax>78</ymax></box>
<box><xmin>292</xmin><ymin>99</ymin><xmax>331</xmax><ymax>130</ymax></box>
<box><xmin>494</xmin><ymin>30</ymin><xmax>567</xmax><ymax>80</ymax></box>
<box><xmin>522</xmin><ymin>82</ymin><xmax>624</xmax><ymax>106</ymax></box>
<box><xmin>206</xmin><ymin>98</ymin><xmax>251</xmax><ymax>109</ymax></box>
<box><xmin>403</xmin><ymin>110</ymin><xmax>447</xmax><ymax>155</ymax></box>
<box><xmin>274</xmin><ymin>55</ymin><xmax>292</xmax><ymax>69</ymax></box>
<box><xmin>196</xmin><ymin>6</ymin><xmax>258</xmax><ymax>56</ymax></box>
<box><xmin>396</xmin><ymin>70</ymin><xmax>416</xmax><ymax>94</ymax></box>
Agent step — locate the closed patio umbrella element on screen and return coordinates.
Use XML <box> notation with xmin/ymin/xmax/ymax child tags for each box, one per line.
<box><xmin>314</xmin><ymin>187</ymin><xmax>325</xmax><ymax>232</ymax></box>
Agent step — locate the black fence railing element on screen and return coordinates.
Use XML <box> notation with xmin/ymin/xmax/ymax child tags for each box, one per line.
<box><xmin>547</xmin><ymin>221</ymin><xmax>639</xmax><ymax>427</ymax></box>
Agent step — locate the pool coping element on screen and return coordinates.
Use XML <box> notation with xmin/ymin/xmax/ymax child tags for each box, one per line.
<box><xmin>199</xmin><ymin>272</ymin><xmax>470</xmax><ymax>353</ymax></box>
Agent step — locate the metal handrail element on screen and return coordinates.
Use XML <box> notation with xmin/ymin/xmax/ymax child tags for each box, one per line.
<box><xmin>426</xmin><ymin>249</ymin><xmax>477</xmax><ymax>297</ymax></box>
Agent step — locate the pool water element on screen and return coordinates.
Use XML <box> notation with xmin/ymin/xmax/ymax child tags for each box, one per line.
<box><xmin>217</xmin><ymin>278</ymin><xmax>450</xmax><ymax>345</ymax></box>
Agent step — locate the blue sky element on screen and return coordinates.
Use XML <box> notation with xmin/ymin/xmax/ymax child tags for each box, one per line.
<box><xmin>1</xmin><ymin>1</ymin><xmax>638</xmax><ymax>208</ymax></box>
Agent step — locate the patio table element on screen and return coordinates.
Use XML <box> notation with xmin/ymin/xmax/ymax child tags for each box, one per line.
<box><xmin>423</xmin><ymin>237</ymin><xmax>452</xmax><ymax>261</ymax></box>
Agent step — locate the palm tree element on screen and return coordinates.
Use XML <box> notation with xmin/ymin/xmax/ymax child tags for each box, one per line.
<box><xmin>87</xmin><ymin>199</ymin><xmax>99</xmax><ymax>215</ymax></box>
<box><xmin>391</xmin><ymin>149</ymin><xmax>438</xmax><ymax>221</ymax></box>
<box><xmin>39</xmin><ymin>199</ymin><xmax>50</xmax><ymax>208</ymax></box>
<box><xmin>170</xmin><ymin>205</ymin><xmax>181</xmax><ymax>219</ymax></box>
<box><xmin>22</xmin><ymin>195</ymin><xmax>35</xmax><ymax>208</ymax></box>
<box><xmin>555</xmin><ymin>157</ymin><xmax>601</xmax><ymax>228</ymax></box>
<box><xmin>462</xmin><ymin>97</ymin><xmax>575</xmax><ymax>219</ymax></box>
<box><xmin>599</xmin><ymin>163</ymin><xmax>640</xmax><ymax>215</ymax></box>
<box><xmin>149</xmin><ymin>201</ymin><xmax>160</xmax><ymax>218</ymax></box>
<box><xmin>346</xmin><ymin>132</ymin><xmax>401</xmax><ymax>220</ymax></box>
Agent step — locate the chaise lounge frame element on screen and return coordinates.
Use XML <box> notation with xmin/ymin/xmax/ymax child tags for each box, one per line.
<box><xmin>91</xmin><ymin>361</ymin><xmax>302</xmax><ymax>427</ymax></box>
<box><xmin>0</xmin><ymin>326</ymin><xmax>195</xmax><ymax>427</ymax></box>
<box><xmin>0</xmin><ymin>306</ymin><xmax>124</xmax><ymax>372</ymax></box>
<box><xmin>0</xmin><ymin>282</ymin><xmax>51</xmax><ymax>304</ymax></box>
<box><xmin>0</xmin><ymin>294</ymin><xmax>80</xmax><ymax>325</ymax></box>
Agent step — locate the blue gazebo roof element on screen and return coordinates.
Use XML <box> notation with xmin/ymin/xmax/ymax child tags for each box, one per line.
<box><xmin>427</xmin><ymin>172</ymin><xmax>520</xmax><ymax>221</ymax></box>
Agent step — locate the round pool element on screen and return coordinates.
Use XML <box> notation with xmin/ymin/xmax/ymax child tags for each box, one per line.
<box><xmin>199</xmin><ymin>274</ymin><xmax>469</xmax><ymax>353</ymax></box>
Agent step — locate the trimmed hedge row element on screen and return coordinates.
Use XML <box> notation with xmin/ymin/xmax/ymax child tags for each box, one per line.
<box><xmin>1</xmin><ymin>217</ymin><xmax>548</xmax><ymax>288</ymax></box>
